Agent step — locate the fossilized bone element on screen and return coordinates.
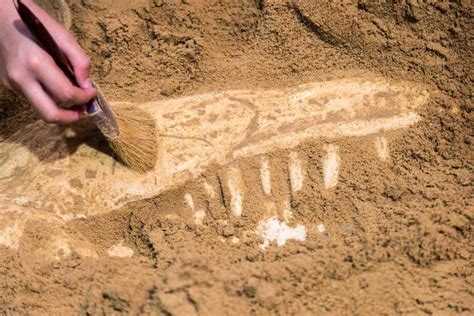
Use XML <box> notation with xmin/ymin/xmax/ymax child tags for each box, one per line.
<box><xmin>0</xmin><ymin>201</ymin><xmax>98</xmax><ymax>260</ymax></box>
<box><xmin>0</xmin><ymin>76</ymin><xmax>429</xmax><ymax>221</ymax></box>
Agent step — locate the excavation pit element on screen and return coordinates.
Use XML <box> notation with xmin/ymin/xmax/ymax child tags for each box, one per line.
<box><xmin>0</xmin><ymin>1</ymin><xmax>471</xmax><ymax>314</ymax></box>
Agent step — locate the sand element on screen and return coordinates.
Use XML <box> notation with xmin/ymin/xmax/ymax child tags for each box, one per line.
<box><xmin>0</xmin><ymin>0</ymin><xmax>472</xmax><ymax>314</ymax></box>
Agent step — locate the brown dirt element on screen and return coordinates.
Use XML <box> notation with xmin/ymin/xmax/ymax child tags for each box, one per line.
<box><xmin>1</xmin><ymin>0</ymin><xmax>473</xmax><ymax>315</ymax></box>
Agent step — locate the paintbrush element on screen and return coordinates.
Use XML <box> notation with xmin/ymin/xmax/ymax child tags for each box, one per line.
<box><xmin>15</xmin><ymin>0</ymin><xmax>158</xmax><ymax>172</ymax></box>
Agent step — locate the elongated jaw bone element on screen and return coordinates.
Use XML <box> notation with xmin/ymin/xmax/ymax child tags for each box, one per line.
<box><xmin>0</xmin><ymin>75</ymin><xmax>431</xmax><ymax>258</ymax></box>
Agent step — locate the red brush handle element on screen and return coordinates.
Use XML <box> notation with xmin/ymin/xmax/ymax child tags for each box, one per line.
<box><xmin>15</xmin><ymin>0</ymin><xmax>78</xmax><ymax>85</ymax></box>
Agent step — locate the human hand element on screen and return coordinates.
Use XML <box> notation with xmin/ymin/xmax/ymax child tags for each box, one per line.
<box><xmin>0</xmin><ymin>0</ymin><xmax>96</xmax><ymax>124</ymax></box>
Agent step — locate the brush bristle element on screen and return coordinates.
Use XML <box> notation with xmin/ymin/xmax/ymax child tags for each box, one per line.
<box><xmin>109</xmin><ymin>103</ymin><xmax>158</xmax><ymax>173</ymax></box>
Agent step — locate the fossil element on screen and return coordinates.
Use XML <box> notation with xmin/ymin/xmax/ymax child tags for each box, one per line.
<box><xmin>0</xmin><ymin>75</ymin><xmax>430</xmax><ymax>259</ymax></box>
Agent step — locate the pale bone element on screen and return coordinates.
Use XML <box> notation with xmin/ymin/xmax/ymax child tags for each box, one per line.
<box><xmin>185</xmin><ymin>193</ymin><xmax>206</xmax><ymax>224</ymax></box>
<box><xmin>323</xmin><ymin>144</ymin><xmax>340</xmax><ymax>189</ymax></box>
<box><xmin>374</xmin><ymin>135</ymin><xmax>390</xmax><ymax>161</ymax></box>
<box><xmin>0</xmin><ymin>201</ymin><xmax>98</xmax><ymax>261</ymax></box>
<box><xmin>0</xmin><ymin>76</ymin><xmax>430</xmax><ymax>220</ymax></box>
<box><xmin>260</xmin><ymin>157</ymin><xmax>272</xmax><ymax>196</ymax></box>
<box><xmin>227</xmin><ymin>166</ymin><xmax>243</xmax><ymax>217</ymax></box>
<box><xmin>107</xmin><ymin>242</ymin><xmax>134</xmax><ymax>258</ymax></box>
<box><xmin>288</xmin><ymin>151</ymin><xmax>304</xmax><ymax>194</ymax></box>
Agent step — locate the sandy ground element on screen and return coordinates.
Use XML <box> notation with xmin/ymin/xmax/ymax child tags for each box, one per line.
<box><xmin>0</xmin><ymin>0</ymin><xmax>473</xmax><ymax>314</ymax></box>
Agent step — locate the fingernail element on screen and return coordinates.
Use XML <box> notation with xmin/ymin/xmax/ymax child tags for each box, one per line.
<box><xmin>84</xmin><ymin>79</ymin><xmax>93</xmax><ymax>88</ymax></box>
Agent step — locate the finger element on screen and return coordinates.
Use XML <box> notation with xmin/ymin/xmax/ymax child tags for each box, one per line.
<box><xmin>21</xmin><ymin>81</ymin><xmax>83</xmax><ymax>124</ymax></box>
<box><xmin>33</xmin><ymin>54</ymin><xmax>96</xmax><ymax>107</ymax></box>
<box><xmin>23</xmin><ymin>0</ymin><xmax>93</xmax><ymax>88</ymax></box>
<box><xmin>49</xmin><ymin>34</ymin><xmax>93</xmax><ymax>89</ymax></box>
<box><xmin>61</xmin><ymin>43</ymin><xmax>92</xmax><ymax>89</ymax></box>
